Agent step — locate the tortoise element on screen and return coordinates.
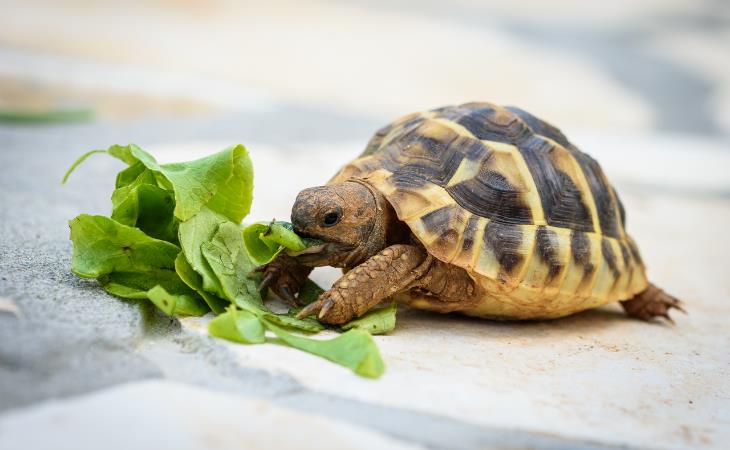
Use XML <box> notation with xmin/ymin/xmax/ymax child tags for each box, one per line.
<box><xmin>258</xmin><ymin>102</ymin><xmax>683</xmax><ymax>325</ymax></box>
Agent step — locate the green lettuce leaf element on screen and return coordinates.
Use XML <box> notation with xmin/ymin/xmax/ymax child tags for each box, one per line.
<box><xmin>243</xmin><ymin>221</ymin><xmax>305</xmax><ymax>265</ymax></box>
<box><xmin>263</xmin><ymin>320</ymin><xmax>385</xmax><ymax>378</ymax></box>
<box><xmin>110</xmin><ymin>171</ymin><xmax>178</xmax><ymax>243</ymax></box>
<box><xmin>200</xmin><ymin>220</ymin><xmax>262</xmax><ymax>309</ymax></box>
<box><xmin>100</xmin><ymin>270</ymin><xmax>191</xmax><ymax>299</ymax></box>
<box><xmin>64</xmin><ymin>143</ymin><xmax>253</xmax><ymax>223</ymax></box>
<box><xmin>208</xmin><ymin>306</ymin><xmax>266</xmax><ymax>344</ymax></box>
<box><xmin>341</xmin><ymin>300</ymin><xmax>396</xmax><ymax>335</ymax></box>
<box><xmin>69</xmin><ymin>214</ymin><xmax>180</xmax><ymax>278</ymax></box>
<box><xmin>242</xmin><ymin>221</ymin><xmax>323</xmax><ymax>265</ymax></box>
<box><xmin>69</xmin><ymin>214</ymin><xmax>208</xmax><ymax>316</ymax></box>
<box><xmin>62</xmin><ymin>150</ymin><xmax>107</xmax><ymax>184</ymax></box>
<box><xmin>174</xmin><ymin>253</ymin><xmax>228</xmax><ymax>314</ymax></box>
<box><xmin>261</xmin><ymin>311</ymin><xmax>324</xmax><ymax>333</ymax></box>
<box><xmin>147</xmin><ymin>285</ymin><xmax>209</xmax><ymax>317</ymax></box>
<box><xmin>157</xmin><ymin>145</ymin><xmax>253</xmax><ymax>223</ymax></box>
<box><xmin>200</xmin><ymin>218</ymin><xmax>324</xmax><ymax>333</ymax></box>
<box><xmin>177</xmin><ymin>207</ymin><xmax>230</xmax><ymax>299</ymax></box>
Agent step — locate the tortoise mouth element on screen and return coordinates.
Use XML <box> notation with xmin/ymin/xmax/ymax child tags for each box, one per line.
<box><xmin>291</xmin><ymin>221</ymin><xmax>355</xmax><ymax>249</ymax></box>
<box><xmin>287</xmin><ymin>241</ymin><xmax>354</xmax><ymax>266</ymax></box>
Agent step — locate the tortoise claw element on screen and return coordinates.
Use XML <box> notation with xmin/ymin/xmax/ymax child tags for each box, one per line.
<box><xmin>255</xmin><ymin>254</ymin><xmax>313</xmax><ymax>308</ymax></box>
<box><xmin>258</xmin><ymin>272</ymin><xmax>276</xmax><ymax>292</ymax></box>
<box><xmin>674</xmin><ymin>302</ymin><xmax>687</xmax><ymax>315</ymax></box>
<box><xmin>279</xmin><ymin>285</ymin><xmax>298</xmax><ymax>306</ymax></box>
<box><xmin>295</xmin><ymin>293</ymin><xmax>339</xmax><ymax>322</ymax></box>
<box><xmin>296</xmin><ymin>299</ymin><xmax>322</xmax><ymax>319</ymax></box>
<box><xmin>318</xmin><ymin>297</ymin><xmax>335</xmax><ymax>320</ymax></box>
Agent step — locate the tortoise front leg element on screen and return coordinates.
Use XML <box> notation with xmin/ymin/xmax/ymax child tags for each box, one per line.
<box><xmin>255</xmin><ymin>254</ymin><xmax>313</xmax><ymax>306</ymax></box>
<box><xmin>297</xmin><ymin>245</ymin><xmax>431</xmax><ymax>324</ymax></box>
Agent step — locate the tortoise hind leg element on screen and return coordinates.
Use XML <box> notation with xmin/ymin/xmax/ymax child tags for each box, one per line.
<box><xmin>620</xmin><ymin>283</ymin><xmax>685</xmax><ymax>323</ymax></box>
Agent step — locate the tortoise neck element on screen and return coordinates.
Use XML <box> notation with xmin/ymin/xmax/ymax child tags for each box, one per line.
<box><xmin>340</xmin><ymin>179</ymin><xmax>395</xmax><ymax>268</ymax></box>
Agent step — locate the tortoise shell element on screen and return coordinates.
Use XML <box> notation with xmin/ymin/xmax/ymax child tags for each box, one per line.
<box><xmin>329</xmin><ymin>102</ymin><xmax>648</xmax><ymax>319</ymax></box>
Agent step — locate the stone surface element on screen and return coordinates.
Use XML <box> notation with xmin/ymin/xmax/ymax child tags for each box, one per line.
<box><xmin>0</xmin><ymin>381</ymin><xmax>422</xmax><ymax>450</ymax></box>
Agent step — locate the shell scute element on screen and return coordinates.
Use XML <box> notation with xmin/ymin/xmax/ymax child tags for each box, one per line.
<box><xmin>571</xmin><ymin>150</ymin><xmax>623</xmax><ymax>238</ymax></box>
<box><xmin>517</xmin><ymin>136</ymin><xmax>595</xmax><ymax>232</ymax></box>
<box><xmin>416</xmin><ymin>203</ymin><xmax>468</xmax><ymax>263</ymax></box>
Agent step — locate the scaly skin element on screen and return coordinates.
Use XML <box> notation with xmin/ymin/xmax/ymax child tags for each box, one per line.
<box><xmin>621</xmin><ymin>283</ymin><xmax>685</xmax><ymax>323</ymax></box>
<box><xmin>406</xmin><ymin>258</ymin><xmax>480</xmax><ymax>314</ymax></box>
<box><xmin>297</xmin><ymin>244</ymin><xmax>432</xmax><ymax>324</ymax></box>
<box><xmin>255</xmin><ymin>254</ymin><xmax>313</xmax><ymax>306</ymax></box>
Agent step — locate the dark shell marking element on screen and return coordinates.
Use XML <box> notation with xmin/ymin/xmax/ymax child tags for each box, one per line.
<box><xmin>627</xmin><ymin>238</ymin><xmax>643</xmax><ymax>266</ymax></box>
<box><xmin>419</xmin><ymin>204</ymin><xmax>466</xmax><ymax>258</ymax></box>
<box><xmin>614</xmin><ymin>186</ymin><xmax>627</xmax><ymax>228</ymax></box>
<box><xmin>571</xmin><ymin>230</ymin><xmax>595</xmax><ymax>279</ymax></box>
<box><xmin>536</xmin><ymin>226</ymin><xmax>563</xmax><ymax>280</ymax></box>
<box><xmin>504</xmin><ymin>106</ymin><xmax>572</xmax><ymax>148</ymax></box>
<box><xmin>619</xmin><ymin>241</ymin><xmax>632</xmax><ymax>268</ymax></box>
<box><xmin>601</xmin><ymin>238</ymin><xmax>620</xmax><ymax>279</ymax></box>
<box><xmin>571</xmin><ymin>151</ymin><xmax>622</xmax><ymax>238</ymax></box>
<box><xmin>461</xmin><ymin>215</ymin><xmax>481</xmax><ymax>253</ymax></box>
<box><xmin>445</xmin><ymin>168</ymin><xmax>533</xmax><ymax>225</ymax></box>
<box><xmin>439</xmin><ymin>103</ymin><xmax>533</xmax><ymax>143</ymax></box>
<box><xmin>484</xmin><ymin>221</ymin><xmax>524</xmax><ymax>275</ymax></box>
<box><xmin>517</xmin><ymin>136</ymin><xmax>594</xmax><ymax>231</ymax></box>
<box><xmin>381</xmin><ymin>121</ymin><xmax>466</xmax><ymax>186</ymax></box>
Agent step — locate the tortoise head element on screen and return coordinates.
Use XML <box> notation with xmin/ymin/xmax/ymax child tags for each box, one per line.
<box><xmin>290</xmin><ymin>181</ymin><xmax>387</xmax><ymax>268</ymax></box>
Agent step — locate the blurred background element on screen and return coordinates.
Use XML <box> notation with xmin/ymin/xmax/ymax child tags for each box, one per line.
<box><xmin>1</xmin><ymin>0</ymin><xmax>729</xmax><ymax>137</ymax></box>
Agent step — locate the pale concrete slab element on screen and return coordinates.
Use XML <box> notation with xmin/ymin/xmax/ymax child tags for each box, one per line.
<box><xmin>0</xmin><ymin>380</ymin><xmax>422</xmax><ymax>450</ymax></box>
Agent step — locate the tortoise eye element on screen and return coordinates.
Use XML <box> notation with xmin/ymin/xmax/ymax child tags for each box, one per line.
<box><xmin>322</xmin><ymin>210</ymin><xmax>341</xmax><ymax>227</ymax></box>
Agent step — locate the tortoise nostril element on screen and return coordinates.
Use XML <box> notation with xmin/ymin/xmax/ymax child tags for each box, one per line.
<box><xmin>291</xmin><ymin>205</ymin><xmax>309</xmax><ymax>235</ymax></box>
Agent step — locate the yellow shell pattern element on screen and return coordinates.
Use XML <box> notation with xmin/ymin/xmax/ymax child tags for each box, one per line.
<box><xmin>329</xmin><ymin>102</ymin><xmax>648</xmax><ymax>319</ymax></box>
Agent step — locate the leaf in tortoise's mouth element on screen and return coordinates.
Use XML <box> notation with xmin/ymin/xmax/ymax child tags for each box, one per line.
<box><xmin>286</xmin><ymin>241</ymin><xmax>354</xmax><ymax>265</ymax></box>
